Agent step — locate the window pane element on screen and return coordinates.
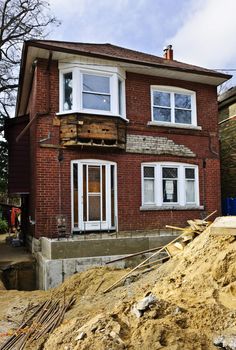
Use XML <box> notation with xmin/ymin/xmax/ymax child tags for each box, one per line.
<box><xmin>162</xmin><ymin>167</ymin><xmax>177</xmax><ymax>178</ymax></box>
<box><xmin>185</xmin><ymin>168</ymin><xmax>195</xmax><ymax>179</ymax></box>
<box><xmin>153</xmin><ymin>107</ymin><xmax>171</xmax><ymax>122</ymax></box>
<box><xmin>63</xmin><ymin>72</ymin><xmax>73</xmax><ymax>110</ymax></box>
<box><xmin>83</xmin><ymin>74</ymin><xmax>110</xmax><ymax>93</ymax></box>
<box><xmin>175</xmin><ymin>93</ymin><xmax>191</xmax><ymax>109</ymax></box>
<box><xmin>175</xmin><ymin>109</ymin><xmax>191</xmax><ymax>124</ymax></box>
<box><xmin>83</xmin><ymin>93</ymin><xmax>110</xmax><ymax>111</ymax></box>
<box><xmin>186</xmin><ymin>180</ymin><xmax>195</xmax><ymax>202</ymax></box>
<box><xmin>118</xmin><ymin>79</ymin><xmax>122</xmax><ymax>115</ymax></box>
<box><xmin>153</xmin><ymin>91</ymin><xmax>170</xmax><ymax>107</ymax></box>
<box><xmin>163</xmin><ymin>179</ymin><xmax>178</xmax><ymax>202</ymax></box>
<box><xmin>144</xmin><ymin>179</ymin><xmax>155</xmax><ymax>203</ymax></box>
<box><xmin>144</xmin><ymin>166</ymin><xmax>154</xmax><ymax>178</ymax></box>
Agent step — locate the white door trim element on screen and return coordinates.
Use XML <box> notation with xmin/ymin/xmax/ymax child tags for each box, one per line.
<box><xmin>71</xmin><ymin>159</ymin><xmax>117</xmax><ymax>232</ymax></box>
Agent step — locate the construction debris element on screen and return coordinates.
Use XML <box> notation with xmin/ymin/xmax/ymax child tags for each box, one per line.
<box><xmin>2</xmin><ymin>212</ymin><xmax>236</xmax><ymax>349</ymax></box>
<box><xmin>0</xmin><ymin>296</ymin><xmax>75</xmax><ymax>350</ymax></box>
<box><xmin>103</xmin><ymin>212</ymin><xmax>214</xmax><ymax>293</ymax></box>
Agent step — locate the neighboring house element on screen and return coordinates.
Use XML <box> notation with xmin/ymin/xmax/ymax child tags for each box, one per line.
<box><xmin>218</xmin><ymin>87</ymin><xmax>236</xmax><ymax>211</ymax></box>
<box><xmin>6</xmin><ymin>41</ymin><xmax>230</xmax><ymax>289</ymax></box>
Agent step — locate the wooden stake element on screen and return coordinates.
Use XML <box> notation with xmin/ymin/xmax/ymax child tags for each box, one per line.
<box><xmin>103</xmin><ymin>231</ymin><xmax>186</xmax><ymax>294</ymax></box>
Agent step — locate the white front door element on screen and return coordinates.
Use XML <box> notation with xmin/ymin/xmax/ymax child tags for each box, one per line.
<box><xmin>71</xmin><ymin>160</ymin><xmax>117</xmax><ymax>232</ymax></box>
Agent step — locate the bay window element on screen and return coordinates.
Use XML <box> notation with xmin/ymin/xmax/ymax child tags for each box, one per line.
<box><xmin>59</xmin><ymin>65</ymin><xmax>126</xmax><ymax>118</ymax></box>
<box><xmin>142</xmin><ymin>163</ymin><xmax>199</xmax><ymax>208</ymax></box>
<box><xmin>151</xmin><ymin>86</ymin><xmax>197</xmax><ymax>127</ymax></box>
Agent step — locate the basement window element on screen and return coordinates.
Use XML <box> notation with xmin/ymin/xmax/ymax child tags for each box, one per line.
<box><xmin>59</xmin><ymin>66</ymin><xmax>126</xmax><ymax>119</ymax></box>
<box><xmin>141</xmin><ymin>162</ymin><xmax>199</xmax><ymax>208</ymax></box>
<box><xmin>151</xmin><ymin>86</ymin><xmax>197</xmax><ymax>127</ymax></box>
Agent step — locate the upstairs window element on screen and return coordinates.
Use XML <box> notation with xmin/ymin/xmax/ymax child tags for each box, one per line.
<box><xmin>142</xmin><ymin>163</ymin><xmax>199</xmax><ymax>207</ymax></box>
<box><xmin>82</xmin><ymin>74</ymin><xmax>111</xmax><ymax>111</ymax></box>
<box><xmin>63</xmin><ymin>72</ymin><xmax>73</xmax><ymax>111</ymax></box>
<box><xmin>151</xmin><ymin>86</ymin><xmax>197</xmax><ymax>126</ymax></box>
<box><xmin>59</xmin><ymin>66</ymin><xmax>126</xmax><ymax>118</ymax></box>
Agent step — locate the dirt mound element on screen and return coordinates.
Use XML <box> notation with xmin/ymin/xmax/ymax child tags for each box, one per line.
<box><xmin>1</xmin><ymin>224</ymin><xmax>236</xmax><ymax>349</ymax></box>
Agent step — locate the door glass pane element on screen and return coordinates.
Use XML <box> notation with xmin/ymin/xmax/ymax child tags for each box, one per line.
<box><xmin>144</xmin><ymin>179</ymin><xmax>155</xmax><ymax>203</ymax></box>
<box><xmin>83</xmin><ymin>74</ymin><xmax>110</xmax><ymax>93</ymax></box>
<box><xmin>102</xmin><ymin>165</ymin><xmax>106</xmax><ymax>221</ymax></box>
<box><xmin>88</xmin><ymin>166</ymin><xmax>100</xmax><ymax>193</ymax></box>
<box><xmin>82</xmin><ymin>92</ymin><xmax>110</xmax><ymax>111</ymax></box>
<box><xmin>63</xmin><ymin>72</ymin><xmax>73</xmax><ymax>110</ymax></box>
<box><xmin>111</xmin><ymin>165</ymin><xmax>115</xmax><ymax>227</ymax></box>
<box><xmin>83</xmin><ymin>165</ymin><xmax>87</xmax><ymax>221</ymax></box>
<box><xmin>73</xmin><ymin>164</ymin><xmax>78</xmax><ymax>227</ymax></box>
<box><xmin>186</xmin><ymin>180</ymin><xmax>195</xmax><ymax>203</ymax></box>
<box><xmin>89</xmin><ymin>195</ymin><xmax>101</xmax><ymax>221</ymax></box>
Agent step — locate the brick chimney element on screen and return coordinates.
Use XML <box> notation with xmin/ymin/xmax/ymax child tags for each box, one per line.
<box><xmin>163</xmin><ymin>45</ymin><xmax>173</xmax><ymax>60</ymax></box>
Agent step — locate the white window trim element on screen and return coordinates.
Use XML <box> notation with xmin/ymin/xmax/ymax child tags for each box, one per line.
<box><xmin>141</xmin><ymin>162</ymin><xmax>200</xmax><ymax>210</ymax></box>
<box><xmin>150</xmin><ymin>85</ymin><xmax>198</xmax><ymax>128</ymax></box>
<box><xmin>59</xmin><ymin>65</ymin><xmax>127</xmax><ymax>120</ymax></box>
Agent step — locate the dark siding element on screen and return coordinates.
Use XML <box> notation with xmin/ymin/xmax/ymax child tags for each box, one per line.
<box><xmin>5</xmin><ymin>116</ymin><xmax>30</xmax><ymax>194</ymax></box>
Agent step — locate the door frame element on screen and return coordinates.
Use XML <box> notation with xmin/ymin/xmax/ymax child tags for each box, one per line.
<box><xmin>71</xmin><ymin>159</ymin><xmax>118</xmax><ymax>232</ymax></box>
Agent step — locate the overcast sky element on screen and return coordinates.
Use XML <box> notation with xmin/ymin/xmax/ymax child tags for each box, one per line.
<box><xmin>48</xmin><ymin>0</ymin><xmax>236</xmax><ymax>86</ymax></box>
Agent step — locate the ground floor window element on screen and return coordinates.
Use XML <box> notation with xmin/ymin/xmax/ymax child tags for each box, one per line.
<box><xmin>142</xmin><ymin>162</ymin><xmax>199</xmax><ymax>207</ymax></box>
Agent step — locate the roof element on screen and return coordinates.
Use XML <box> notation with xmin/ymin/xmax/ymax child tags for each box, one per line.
<box><xmin>16</xmin><ymin>40</ymin><xmax>232</xmax><ymax>116</ymax></box>
<box><xmin>27</xmin><ymin>40</ymin><xmax>231</xmax><ymax>80</ymax></box>
<box><xmin>218</xmin><ymin>86</ymin><xmax>236</xmax><ymax>107</ymax></box>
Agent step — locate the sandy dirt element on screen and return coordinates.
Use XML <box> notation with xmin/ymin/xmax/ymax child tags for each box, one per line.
<box><xmin>1</xmin><ymin>225</ymin><xmax>236</xmax><ymax>349</ymax></box>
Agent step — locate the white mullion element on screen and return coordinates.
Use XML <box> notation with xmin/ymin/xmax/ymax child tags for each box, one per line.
<box><xmin>106</xmin><ymin>165</ymin><xmax>111</xmax><ymax>228</ymax></box>
<box><xmin>100</xmin><ymin>165</ymin><xmax>102</xmax><ymax>223</ymax></box>
<box><xmin>156</xmin><ymin>164</ymin><xmax>162</xmax><ymax>206</ymax></box>
<box><xmin>195</xmin><ymin>167</ymin><xmax>199</xmax><ymax>206</ymax></box>
<box><xmin>73</xmin><ymin>67</ymin><xmax>79</xmax><ymax>111</ymax></box>
<box><xmin>171</xmin><ymin>92</ymin><xmax>175</xmax><ymax>123</ymax></box>
<box><xmin>86</xmin><ymin>165</ymin><xmax>89</xmax><ymax>222</ymax></box>
<box><xmin>178</xmin><ymin>166</ymin><xmax>185</xmax><ymax>205</ymax></box>
<box><xmin>78</xmin><ymin>163</ymin><xmax>83</xmax><ymax>230</ymax></box>
<box><xmin>71</xmin><ymin>162</ymin><xmax>74</xmax><ymax>230</ymax></box>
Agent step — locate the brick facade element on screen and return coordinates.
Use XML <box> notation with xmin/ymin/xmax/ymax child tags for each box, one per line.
<box><xmin>18</xmin><ymin>57</ymin><xmax>221</xmax><ymax>239</ymax></box>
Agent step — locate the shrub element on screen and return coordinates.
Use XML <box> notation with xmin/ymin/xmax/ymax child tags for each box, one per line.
<box><xmin>0</xmin><ymin>219</ymin><xmax>8</xmax><ymax>233</ymax></box>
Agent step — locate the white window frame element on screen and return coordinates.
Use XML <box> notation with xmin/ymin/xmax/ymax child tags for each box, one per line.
<box><xmin>150</xmin><ymin>86</ymin><xmax>197</xmax><ymax>128</ymax></box>
<box><xmin>141</xmin><ymin>162</ymin><xmax>200</xmax><ymax>208</ymax></box>
<box><xmin>59</xmin><ymin>65</ymin><xmax>126</xmax><ymax>119</ymax></box>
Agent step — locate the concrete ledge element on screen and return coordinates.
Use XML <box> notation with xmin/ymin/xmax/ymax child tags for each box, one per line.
<box><xmin>41</xmin><ymin>235</ymin><xmax>178</xmax><ymax>260</ymax></box>
<box><xmin>210</xmin><ymin>216</ymin><xmax>236</xmax><ymax>235</ymax></box>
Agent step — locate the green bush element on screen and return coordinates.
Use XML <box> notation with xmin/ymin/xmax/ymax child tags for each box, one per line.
<box><xmin>0</xmin><ymin>219</ymin><xmax>8</xmax><ymax>233</ymax></box>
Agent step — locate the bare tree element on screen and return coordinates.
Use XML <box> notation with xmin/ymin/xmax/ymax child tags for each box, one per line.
<box><xmin>0</xmin><ymin>0</ymin><xmax>60</xmax><ymax>192</ymax></box>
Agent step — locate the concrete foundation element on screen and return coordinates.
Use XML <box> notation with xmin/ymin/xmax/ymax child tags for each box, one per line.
<box><xmin>35</xmin><ymin>230</ymin><xmax>178</xmax><ymax>290</ymax></box>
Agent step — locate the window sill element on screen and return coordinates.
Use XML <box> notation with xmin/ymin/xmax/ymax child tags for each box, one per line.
<box><xmin>147</xmin><ymin>121</ymin><xmax>202</xmax><ymax>130</ymax></box>
<box><xmin>56</xmin><ymin>110</ymin><xmax>129</xmax><ymax>122</ymax></box>
<box><xmin>140</xmin><ymin>205</ymin><xmax>204</xmax><ymax>211</ymax></box>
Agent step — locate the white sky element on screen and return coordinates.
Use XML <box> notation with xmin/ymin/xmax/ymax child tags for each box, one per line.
<box><xmin>48</xmin><ymin>0</ymin><xmax>236</xmax><ymax>86</ymax></box>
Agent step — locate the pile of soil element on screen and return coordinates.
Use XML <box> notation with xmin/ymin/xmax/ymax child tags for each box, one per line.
<box><xmin>1</xmin><ymin>224</ymin><xmax>236</xmax><ymax>349</ymax></box>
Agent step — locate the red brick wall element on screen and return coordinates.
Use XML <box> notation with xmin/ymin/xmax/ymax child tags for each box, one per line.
<box><xmin>26</xmin><ymin>59</ymin><xmax>221</xmax><ymax>238</ymax></box>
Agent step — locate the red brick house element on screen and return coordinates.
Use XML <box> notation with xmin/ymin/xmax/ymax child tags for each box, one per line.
<box><xmin>6</xmin><ymin>41</ymin><xmax>230</xmax><ymax>288</ymax></box>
